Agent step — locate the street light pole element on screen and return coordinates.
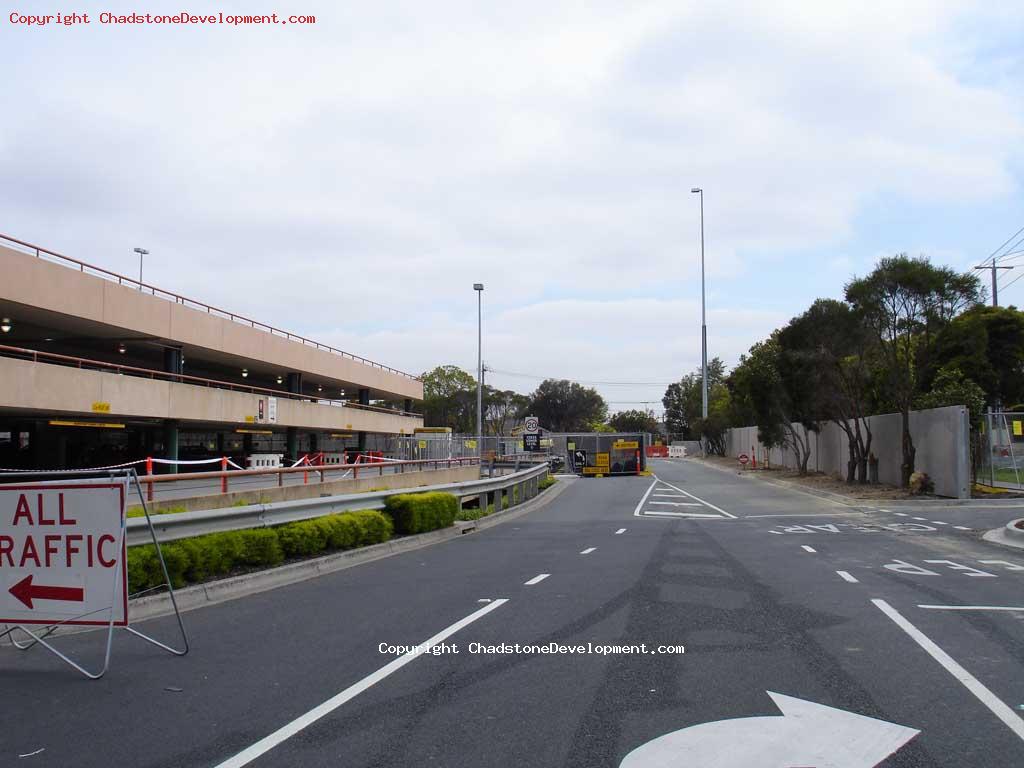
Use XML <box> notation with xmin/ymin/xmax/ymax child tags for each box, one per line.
<box><xmin>133</xmin><ymin>247</ymin><xmax>149</xmax><ymax>288</ymax></box>
<box><xmin>691</xmin><ymin>188</ymin><xmax>708</xmax><ymax>442</ymax></box>
<box><xmin>474</xmin><ymin>283</ymin><xmax>484</xmax><ymax>456</ymax></box>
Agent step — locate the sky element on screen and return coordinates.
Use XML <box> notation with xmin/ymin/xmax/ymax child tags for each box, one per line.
<box><xmin>2</xmin><ymin>1</ymin><xmax>1023</xmax><ymax>416</ymax></box>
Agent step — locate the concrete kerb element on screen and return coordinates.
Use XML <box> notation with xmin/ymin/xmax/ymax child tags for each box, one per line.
<box><xmin>982</xmin><ymin>518</ymin><xmax>1024</xmax><ymax>551</ymax></box>
<box><xmin>128</xmin><ymin>476</ymin><xmax>572</xmax><ymax>624</ymax></box>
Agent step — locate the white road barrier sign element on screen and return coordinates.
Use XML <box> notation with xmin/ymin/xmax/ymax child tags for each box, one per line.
<box><xmin>0</xmin><ymin>479</ymin><xmax>128</xmax><ymax>627</ymax></box>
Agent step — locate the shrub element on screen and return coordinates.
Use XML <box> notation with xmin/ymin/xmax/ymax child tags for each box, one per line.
<box><xmin>126</xmin><ymin>510</ymin><xmax>390</xmax><ymax>593</ymax></box>
<box><xmin>538</xmin><ymin>474</ymin><xmax>556</xmax><ymax>491</ymax></box>
<box><xmin>384</xmin><ymin>492</ymin><xmax>458</xmax><ymax>534</ymax></box>
<box><xmin>908</xmin><ymin>472</ymin><xmax>935</xmax><ymax>495</ymax></box>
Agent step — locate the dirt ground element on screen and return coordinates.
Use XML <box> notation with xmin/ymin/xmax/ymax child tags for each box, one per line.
<box><xmin>698</xmin><ymin>455</ymin><xmax>928</xmax><ymax>500</ymax></box>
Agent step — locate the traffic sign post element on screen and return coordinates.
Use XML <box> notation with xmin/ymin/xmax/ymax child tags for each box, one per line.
<box><xmin>0</xmin><ymin>469</ymin><xmax>188</xmax><ymax>680</ymax></box>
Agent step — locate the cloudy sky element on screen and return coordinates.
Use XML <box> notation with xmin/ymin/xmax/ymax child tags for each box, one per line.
<box><xmin>3</xmin><ymin>1</ymin><xmax>1023</xmax><ymax>414</ymax></box>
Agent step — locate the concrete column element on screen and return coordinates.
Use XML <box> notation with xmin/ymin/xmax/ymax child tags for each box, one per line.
<box><xmin>163</xmin><ymin>347</ymin><xmax>183</xmax><ymax>375</ymax></box>
<box><xmin>358</xmin><ymin>388</ymin><xmax>370</xmax><ymax>406</ymax></box>
<box><xmin>286</xmin><ymin>427</ymin><xmax>299</xmax><ymax>463</ymax></box>
<box><xmin>357</xmin><ymin>431</ymin><xmax>367</xmax><ymax>454</ymax></box>
<box><xmin>163</xmin><ymin>419</ymin><xmax>179</xmax><ymax>474</ymax></box>
<box><xmin>310</xmin><ymin>431</ymin><xmax>319</xmax><ymax>454</ymax></box>
<box><xmin>243</xmin><ymin>432</ymin><xmax>254</xmax><ymax>455</ymax></box>
<box><xmin>287</xmin><ymin>372</ymin><xmax>303</xmax><ymax>395</ymax></box>
<box><xmin>216</xmin><ymin>431</ymin><xmax>225</xmax><ymax>455</ymax></box>
<box><xmin>404</xmin><ymin>399</ymin><xmax>413</xmax><ymax>413</ymax></box>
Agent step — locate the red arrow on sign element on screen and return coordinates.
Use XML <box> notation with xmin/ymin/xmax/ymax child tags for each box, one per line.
<box><xmin>8</xmin><ymin>575</ymin><xmax>85</xmax><ymax>609</ymax></box>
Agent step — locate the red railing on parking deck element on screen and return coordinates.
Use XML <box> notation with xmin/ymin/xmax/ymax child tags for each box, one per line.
<box><xmin>139</xmin><ymin>457</ymin><xmax>481</xmax><ymax>501</ymax></box>
<box><xmin>0</xmin><ymin>344</ymin><xmax>422</xmax><ymax>418</ymax></box>
<box><xmin>0</xmin><ymin>232</ymin><xmax>421</xmax><ymax>381</ymax></box>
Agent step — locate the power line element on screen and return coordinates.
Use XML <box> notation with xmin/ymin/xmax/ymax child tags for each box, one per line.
<box><xmin>983</xmin><ymin>225</ymin><xmax>1024</xmax><ymax>266</ymax></box>
<box><xmin>486</xmin><ymin>367</ymin><xmax>673</xmax><ymax>387</ymax></box>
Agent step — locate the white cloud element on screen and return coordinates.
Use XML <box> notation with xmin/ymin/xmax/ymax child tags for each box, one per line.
<box><xmin>1</xmin><ymin>1</ymin><xmax>1020</xmax><ymax>407</ymax></box>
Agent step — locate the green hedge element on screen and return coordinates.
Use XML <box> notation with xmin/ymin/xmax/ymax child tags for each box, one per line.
<box><xmin>127</xmin><ymin>510</ymin><xmax>392</xmax><ymax>593</ymax></box>
<box><xmin>538</xmin><ymin>474</ymin><xmax>556</xmax><ymax>491</ymax></box>
<box><xmin>384</xmin><ymin>492</ymin><xmax>458</xmax><ymax>534</ymax></box>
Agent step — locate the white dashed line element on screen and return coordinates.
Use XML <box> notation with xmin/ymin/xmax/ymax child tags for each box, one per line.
<box><xmin>917</xmin><ymin>605</ymin><xmax>1024</xmax><ymax>611</ymax></box>
<box><xmin>801</xmin><ymin>545</ymin><xmax>816</xmax><ymax>553</ymax></box>
<box><xmin>524</xmin><ymin>573</ymin><xmax>550</xmax><ymax>586</ymax></box>
<box><xmin>836</xmin><ymin>570</ymin><xmax>859</xmax><ymax>583</ymax></box>
<box><xmin>954</xmin><ymin>526</ymin><xmax>971</xmax><ymax>531</ymax></box>
<box><xmin>580</xmin><ymin>547</ymin><xmax>596</xmax><ymax>555</ymax></box>
<box><xmin>931</xmin><ymin>521</ymin><xmax>949</xmax><ymax>526</ymax></box>
<box><xmin>912</xmin><ymin>517</ymin><xmax>928</xmax><ymax>521</ymax></box>
<box><xmin>894</xmin><ymin>512</ymin><xmax>909</xmax><ymax>517</ymax></box>
<box><xmin>615</xmin><ymin>528</ymin><xmax>627</xmax><ymax>535</ymax></box>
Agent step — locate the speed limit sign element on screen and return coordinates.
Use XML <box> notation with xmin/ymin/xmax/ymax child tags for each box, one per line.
<box><xmin>524</xmin><ymin>416</ymin><xmax>539</xmax><ymax>434</ymax></box>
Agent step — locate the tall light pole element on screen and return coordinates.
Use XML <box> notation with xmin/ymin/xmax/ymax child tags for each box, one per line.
<box><xmin>133</xmin><ymin>247</ymin><xmax>149</xmax><ymax>287</ymax></box>
<box><xmin>691</xmin><ymin>187</ymin><xmax>708</xmax><ymax>430</ymax></box>
<box><xmin>474</xmin><ymin>283</ymin><xmax>484</xmax><ymax>455</ymax></box>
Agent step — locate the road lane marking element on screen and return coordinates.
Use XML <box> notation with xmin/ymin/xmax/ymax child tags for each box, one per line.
<box><xmin>212</xmin><ymin>599</ymin><xmax>509</xmax><ymax>768</ymax></box>
<box><xmin>873</xmin><ymin>598</ymin><xmax>1024</xmax><ymax>743</ymax></box>
<box><xmin>580</xmin><ymin>547</ymin><xmax>596</xmax><ymax>555</ymax></box>
<box><xmin>954</xmin><ymin>526</ymin><xmax>971</xmax><ymax>531</ymax></box>
<box><xmin>931</xmin><ymin>521</ymin><xmax>949</xmax><ymax>526</ymax></box>
<box><xmin>615</xmin><ymin>528</ymin><xmax>627</xmax><ymax>535</ymax></box>
<box><xmin>524</xmin><ymin>573</ymin><xmax>550</xmax><ymax>586</ymax></box>
<box><xmin>917</xmin><ymin>605</ymin><xmax>1024</xmax><ymax>611</ymax></box>
<box><xmin>650</xmin><ymin>501</ymin><xmax>703</xmax><ymax>507</ymax></box>
<box><xmin>745</xmin><ymin>513</ymin><xmax>850</xmax><ymax>518</ymax></box>
<box><xmin>801</xmin><ymin>546</ymin><xmax>816</xmax><ymax>553</ymax></box>
<box><xmin>837</xmin><ymin>570</ymin><xmax>859</xmax><ymax>583</ymax></box>
<box><xmin>633</xmin><ymin>479</ymin><xmax>660</xmax><ymax>517</ymax></box>
<box><xmin>894</xmin><ymin>512</ymin><xmax>909</xmax><ymax>517</ymax></box>
<box><xmin>653</xmin><ymin>493</ymin><xmax>689</xmax><ymax>497</ymax></box>
<box><xmin>912</xmin><ymin>517</ymin><xmax>927</xmax><ymax>521</ymax></box>
<box><xmin>651</xmin><ymin>476</ymin><xmax>737</xmax><ymax>518</ymax></box>
<box><xmin>644</xmin><ymin>511</ymin><xmax>727</xmax><ymax>518</ymax></box>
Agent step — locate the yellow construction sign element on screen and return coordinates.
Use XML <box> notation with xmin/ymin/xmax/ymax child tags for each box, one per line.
<box><xmin>613</xmin><ymin>440</ymin><xmax>639</xmax><ymax>450</ymax></box>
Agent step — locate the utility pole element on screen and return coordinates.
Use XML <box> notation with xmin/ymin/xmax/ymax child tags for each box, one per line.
<box><xmin>474</xmin><ymin>283</ymin><xmax>484</xmax><ymax>456</ymax></box>
<box><xmin>975</xmin><ymin>263</ymin><xmax>1014</xmax><ymax>307</ymax></box>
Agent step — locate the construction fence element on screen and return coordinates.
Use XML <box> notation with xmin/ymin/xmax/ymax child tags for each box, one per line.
<box><xmin>977</xmin><ymin>410</ymin><xmax>1024</xmax><ymax>491</ymax></box>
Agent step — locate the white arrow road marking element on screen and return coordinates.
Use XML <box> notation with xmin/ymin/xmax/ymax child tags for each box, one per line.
<box><xmin>619</xmin><ymin>691</ymin><xmax>919</xmax><ymax>768</ymax></box>
<box><xmin>873</xmin><ymin>598</ymin><xmax>1024</xmax><ymax>743</ymax></box>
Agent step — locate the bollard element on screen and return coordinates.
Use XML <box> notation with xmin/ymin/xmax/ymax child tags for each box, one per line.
<box><xmin>146</xmin><ymin>457</ymin><xmax>154</xmax><ymax>501</ymax></box>
<box><xmin>221</xmin><ymin>457</ymin><xmax>228</xmax><ymax>493</ymax></box>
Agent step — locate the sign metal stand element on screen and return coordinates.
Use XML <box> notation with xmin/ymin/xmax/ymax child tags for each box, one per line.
<box><xmin>0</xmin><ymin>468</ymin><xmax>189</xmax><ymax>679</ymax></box>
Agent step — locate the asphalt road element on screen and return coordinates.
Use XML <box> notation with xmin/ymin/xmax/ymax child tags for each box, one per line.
<box><xmin>3</xmin><ymin>459</ymin><xmax>1024</xmax><ymax>767</ymax></box>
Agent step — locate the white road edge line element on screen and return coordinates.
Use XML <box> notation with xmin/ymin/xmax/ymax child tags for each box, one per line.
<box><xmin>873</xmin><ymin>598</ymin><xmax>1024</xmax><ymax>743</ymax></box>
<box><xmin>212</xmin><ymin>599</ymin><xmax>509</xmax><ymax>768</ymax></box>
<box><xmin>836</xmin><ymin>570</ymin><xmax>859</xmax><ymax>583</ymax></box>
<box><xmin>801</xmin><ymin>545</ymin><xmax>816</xmax><ymax>553</ymax></box>
<box><xmin>524</xmin><ymin>574</ymin><xmax>550</xmax><ymax>586</ymax></box>
<box><xmin>652</xmin><ymin>475</ymin><xmax>737</xmax><ymax>518</ymax></box>
<box><xmin>917</xmin><ymin>605</ymin><xmax>1024</xmax><ymax>611</ymax></box>
<box><xmin>580</xmin><ymin>547</ymin><xmax>597</xmax><ymax>555</ymax></box>
<box><xmin>615</xmin><ymin>528</ymin><xmax>627</xmax><ymax>535</ymax></box>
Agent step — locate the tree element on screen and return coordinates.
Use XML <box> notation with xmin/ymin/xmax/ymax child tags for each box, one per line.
<box><xmin>485</xmin><ymin>388</ymin><xmax>529</xmax><ymax>436</ymax></box>
<box><xmin>421</xmin><ymin>365</ymin><xmax>478</xmax><ymax>432</ymax></box>
<box><xmin>728</xmin><ymin>337</ymin><xmax>818</xmax><ymax>474</ymax></box>
<box><xmin>928</xmin><ymin>305</ymin><xmax>1024</xmax><ymax>412</ymax></box>
<box><xmin>525</xmin><ymin>379</ymin><xmax>607</xmax><ymax>432</ymax></box>
<box><xmin>609</xmin><ymin>409</ymin><xmax>660</xmax><ymax>434</ymax></box>
<box><xmin>845</xmin><ymin>255</ymin><xmax>981</xmax><ymax>485</ymax></box>
<box><xmin>776</xmin><ymin>299</ymin><xmax>878</xmax><ymax>483</ymax></box>
<box><xmin>662</xmin><ymin>358</ymin><xmax>727</xmax><ymax>439</ymax></box>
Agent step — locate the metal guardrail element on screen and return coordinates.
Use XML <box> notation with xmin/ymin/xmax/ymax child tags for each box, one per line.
<box><xmin>0</xmin><ymin>232</ymin><xmax>420</xmax><ymax>380</ymax></box>
<box><xmin>0</xmin><ymin>344</ymin><xmax>422</xmax><ymax>418</ymax></box>
<box><xmin>126</xmin><ymin>462</ymin><xmax>550</xmax><ymax>546</ymax></box>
